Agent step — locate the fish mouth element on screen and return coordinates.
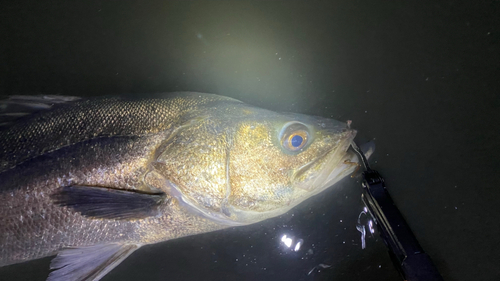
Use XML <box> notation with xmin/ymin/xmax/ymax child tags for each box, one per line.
<box><xmin>292</xmin><ymin>129</ymin><xmax>357</xmax><ymax>194</ymax></box>
<box><xmin>310</xmin><ymin>139</ymin><xmax>376</xmax><ymax>195</ymax></box>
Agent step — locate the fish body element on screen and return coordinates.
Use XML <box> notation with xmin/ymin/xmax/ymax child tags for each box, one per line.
<box><xmin>0</xmin><ymin>92</ymin><xmax>362</xmax><ymax>280</ymax></box>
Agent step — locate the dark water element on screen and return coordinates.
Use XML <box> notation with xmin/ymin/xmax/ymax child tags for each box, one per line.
<box><xmin>1</xmin><ymin>1</ymin><xmax>498</xmax><ymax>280</ymax></box>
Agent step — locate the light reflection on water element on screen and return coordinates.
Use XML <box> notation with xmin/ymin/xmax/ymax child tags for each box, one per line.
<box><xmin>272</xmin><ymin>203</ymin><xmax>381</xmax><ymax>279</ymax></box>
<box><xmin>356</xmin><ymin>206</ymin><xmax>376</xmax><ymax>250</ymax></box>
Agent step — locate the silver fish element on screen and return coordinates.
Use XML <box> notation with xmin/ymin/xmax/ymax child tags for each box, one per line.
<box><xmin>0</xmin><ymin>92</ymin><xmax>369</xmax><ymax>280</ymax></box>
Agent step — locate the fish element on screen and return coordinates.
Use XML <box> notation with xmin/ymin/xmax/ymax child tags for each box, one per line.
<box><xmin>0</xmin><ymin>92</ymin><xmax>370</xmax><ymax>281</ymax></box>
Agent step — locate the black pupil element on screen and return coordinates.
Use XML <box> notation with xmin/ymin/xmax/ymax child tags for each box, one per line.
<box><xmin>291</xmin><ymin>135</ymin><xmax>303</xmax><ymax>147</ymax></box>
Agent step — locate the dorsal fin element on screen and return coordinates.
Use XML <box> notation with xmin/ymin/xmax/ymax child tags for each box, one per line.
<box><xmin>0</xmin><ymin>95</ymin><xmax>81</xmax><ymax>128</ymax></box>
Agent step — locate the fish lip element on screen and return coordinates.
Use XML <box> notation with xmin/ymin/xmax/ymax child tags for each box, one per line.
<box><xmin>293</xmin><ymin>129</ymin><xmax>356</xmax><ymax>192</ymax></box>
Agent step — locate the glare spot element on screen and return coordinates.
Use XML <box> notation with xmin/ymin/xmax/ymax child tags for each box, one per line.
<box><xmin>281</xmin><ymin>234</ymin><xmax>292</xmax><ymax>248</ymax></box>
<box><xmin>294</xmin><ymin>239</ymin><xmax>304</xmax><ymax>252</ymax></box>
<box><xmin>368</xmin><ymin>220</ymin><xmax>375</xmax><ymax>234</ymax></box>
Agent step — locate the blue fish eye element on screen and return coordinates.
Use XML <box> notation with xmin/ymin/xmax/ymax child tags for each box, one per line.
<box><xmin>291</xmin><ymin>135</ymin><xmax>303</xmax><ymax>147</ymax></box>
<box><xmin>280</xmin><ymin>122</ymin><xmax>310</xmax><ymax>153</ymax></box>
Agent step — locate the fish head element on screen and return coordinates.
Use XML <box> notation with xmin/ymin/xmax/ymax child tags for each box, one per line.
<box><xmin>223</xmin><ymin>108</ymin><xmax>358</xmax><ymax>224</ymax></box>
<box><xmin>153</xmin><ymin>102</ymin><xmax>359</xmax><ymax>226</ymax></box>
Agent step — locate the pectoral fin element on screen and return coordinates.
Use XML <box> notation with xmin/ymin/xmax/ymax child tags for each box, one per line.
<box><xmin>52</xmin><ymin>185</ymin><xmax>167</xmax><ymax>220</ymax></box>
<box><xmin>47</xmin><ymin>243</ymin><xmax>140</xmax><ymax>281</ymax></box>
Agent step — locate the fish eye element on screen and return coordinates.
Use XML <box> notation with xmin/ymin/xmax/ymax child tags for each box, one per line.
<box><xmin>280</xmin><ymin>122</ymin><xmax>310</xmax><ymax>152</ymax></box>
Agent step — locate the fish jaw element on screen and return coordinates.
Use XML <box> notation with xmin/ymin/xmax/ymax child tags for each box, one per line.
<box><xmin>292</xmin><ymin>128</ymin><xmax>357</xmax><ymax>194</ymax></box>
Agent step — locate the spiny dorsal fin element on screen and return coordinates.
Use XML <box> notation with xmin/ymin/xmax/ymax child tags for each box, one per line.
<box><xmin>0</xmin><ymin>95</ymin><xmax>81</xmax><ymax>128</ymax></box>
